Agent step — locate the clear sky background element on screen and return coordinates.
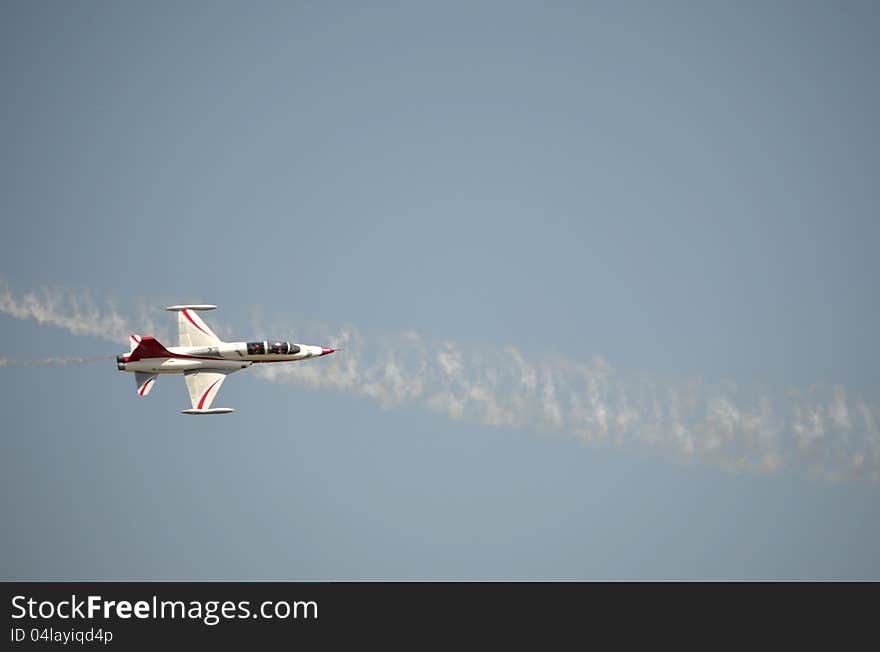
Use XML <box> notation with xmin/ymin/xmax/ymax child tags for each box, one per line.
<box><xmin>1</xmin><ymin>1</ymin><xmax>878</xmax><ymax>579</ymax></box>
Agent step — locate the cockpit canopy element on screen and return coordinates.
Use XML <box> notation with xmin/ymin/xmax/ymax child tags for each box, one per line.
<box><xmin>247</xmin><ymin>341</ymin><xmax>300</xmax><ymax>355</ymax></box>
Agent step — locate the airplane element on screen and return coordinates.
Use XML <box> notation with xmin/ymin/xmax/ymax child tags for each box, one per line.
<box><xmin>116</xmin><ymin>305</ymin><xmax>335</xmax><ymax>414</ymax></box>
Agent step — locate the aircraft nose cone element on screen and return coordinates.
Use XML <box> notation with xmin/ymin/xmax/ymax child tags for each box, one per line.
<box><xmin>320</xmin><ymin>348</ymin><xmax>335</xmax><ymax>356</ymax></box>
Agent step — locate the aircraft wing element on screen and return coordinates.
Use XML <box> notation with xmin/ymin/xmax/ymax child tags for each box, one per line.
<box><xmin>165</xmin><ymin>305</ymin><xmax>221</xmax><ymax>348</ymax></box>
<box><xmin>182</xmin><ymin>369</ymin><xmax>236</xmax><ymax>415</ymax></box>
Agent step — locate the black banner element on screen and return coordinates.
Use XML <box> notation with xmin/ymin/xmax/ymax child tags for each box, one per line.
<box><xmin>3</xmin><ymin>582</ymin><xmax>874</xmax><ymax>648</ymax></box>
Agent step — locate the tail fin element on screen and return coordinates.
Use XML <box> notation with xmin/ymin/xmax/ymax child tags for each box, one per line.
<box><xmin>128</xmin><ymin>336</ymin><xmax>174</xmax><ymax>361</ymax></box>
<box><xmin>129</xmin><ymin>334</ymin><xmax>142</xmax><ymax>354</ymax></box>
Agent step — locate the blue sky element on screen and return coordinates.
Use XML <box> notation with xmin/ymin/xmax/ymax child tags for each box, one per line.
<box><xmin>1</xmin><ymin>1</ymin><xmax>878</xmax><ymax>579</ymax></box>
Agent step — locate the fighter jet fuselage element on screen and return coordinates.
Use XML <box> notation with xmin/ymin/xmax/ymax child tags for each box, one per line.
<box><xmin>117</xmin><ymin>339</ymin><xmax>333</xmax><ymax>374</ymax></box>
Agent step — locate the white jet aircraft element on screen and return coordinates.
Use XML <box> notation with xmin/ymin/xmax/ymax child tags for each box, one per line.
<box><xmin>116</xmin><ymin>305</ymin><xmax>335</xmax><ymax>414</ymax></box>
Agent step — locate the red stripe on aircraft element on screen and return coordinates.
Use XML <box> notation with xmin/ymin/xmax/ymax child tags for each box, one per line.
<box><xmin>197</xmin><ymin>378</ymin><xmax>222</xmax><ymax>409</ymax></box>
<box><xmin>182</xmin><ymin>310</ymin><xmax>211</xmax><ymax>336</ymax></box>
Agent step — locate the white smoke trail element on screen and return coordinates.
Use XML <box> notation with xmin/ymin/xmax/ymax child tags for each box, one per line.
<box><xmin>253</xmin><ymin>318</ymin><xmax>880</xmax><ymax>482</ymax></box>
<box><xmin>0</xmin><ymin>355</ymin><xmax>115</xmax><ymax>368</ymax></box>
<box><xmin>1</xmin><ymin>275</ymin><xmax>878</xmax><ymax>482</ymax></box>
<box><xmin>0</xmin><ymin>277</ymin><xmax>170</xmax><ymax>344</ymax></box>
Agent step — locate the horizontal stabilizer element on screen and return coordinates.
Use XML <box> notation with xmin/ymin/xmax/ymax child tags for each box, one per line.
<box><xmin>134</xmin><ymin>372</ymin><xmax>157</xmax><ymax>396</ymax></box>
<box><xmin>181</xmin><ymin>408</ymin><xmax>234</xmax><ymax>415</ymax></box>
